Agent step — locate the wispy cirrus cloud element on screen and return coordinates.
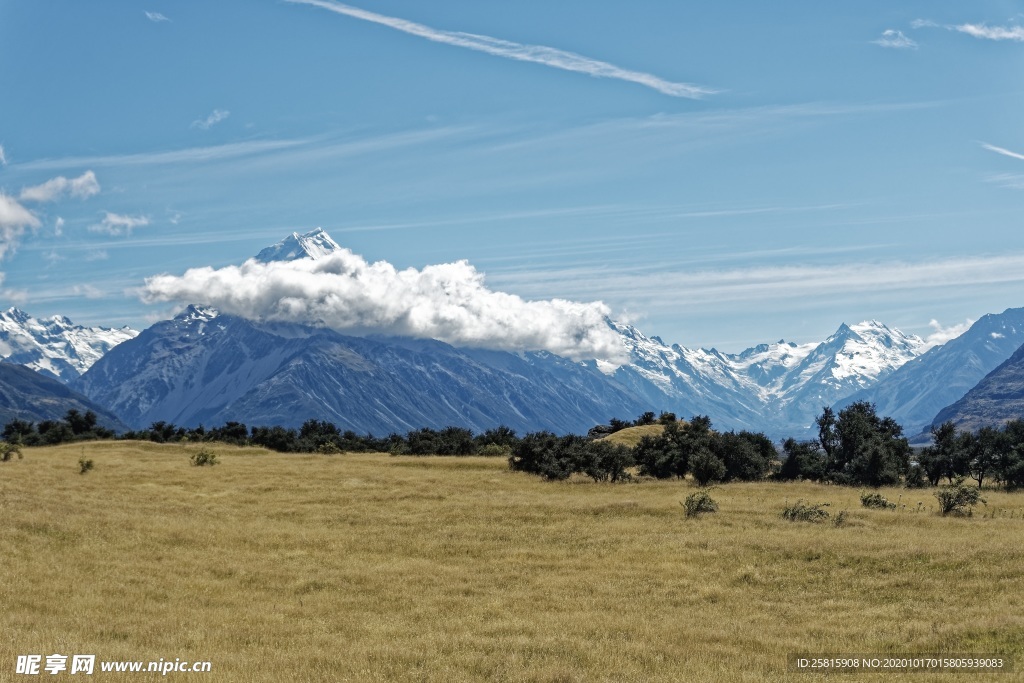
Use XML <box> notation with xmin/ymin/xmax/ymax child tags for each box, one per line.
<box><xmin>986</xmin><ymin>173</ymin><xmax>1024</xmax><ymax>190</ymax></box>
<box><xmin>89</xmin><ymin>212</ymin><xmax>150</xmax><ymax>236</ymax></box>
<box><xmin>982</xmin><ymin>142</ymin><xmax>1024</xmax><ymax>161</ymax></box>
<box><xmin>912</xmin><ymin>19</ymin><xmax>1024</xmax><ymax>42</ymax></box>
<box><xmin>285</xmin><ymin>0</ymin><xmax>714</xmax><ymax>98</ymax></box>
<box><xmin>145</xmin><ymin>11</ymin><xmax>171</xmax><ymax>23</ymax></box>
<box><xmin>873</xmin><ymin>29</ymin><xmax>917</xmax><ymax>49</ymax></box>
<box><xmin>954</xmin><ymin>23</ymin><xmax>1024</xmax><ymax>41</ymax></box>
<box><xmin>490</xmin><ymin>254</ymin><xmax>1024</xmax><ymax>319</ymax></box>
<box><xmin>191</xmin><ymin>109</ymin><xmax>230</xmax><ymax>130</ymax></box>
<box><xmin>19</xmin><ymin>170</ymin><xmax>101</xmax><ymax>203</ymax></box>
<box><xmin>0</xmin><ymin>144</ymin><xmax>7</xmax><ymax>166</ymax></box>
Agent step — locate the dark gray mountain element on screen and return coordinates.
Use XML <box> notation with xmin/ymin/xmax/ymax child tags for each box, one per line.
<box><xmin>834</xmin><ymin>308</ymin><xmax>1024</xmax><ymax>435</ymax></box>
<box><xmin>0</xmin><ymin>363</ymin><xmax>127</xmax><ymax>430</ymax></box>
<box><xmin>931</xmin><ymin>342</ymin><xmax>1024</xmax><ymax>432</ymax></box>
<box><xmin>75</xmin><ymin>306</ymin><xmax>648</xmax><ymax>434</ymax></box>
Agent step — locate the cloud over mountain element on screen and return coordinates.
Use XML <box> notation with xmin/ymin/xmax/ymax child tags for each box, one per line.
<box><xmin>141</xmin><ymin>247</ymin><xmax>628</xmax><ymax>363</ymax></box>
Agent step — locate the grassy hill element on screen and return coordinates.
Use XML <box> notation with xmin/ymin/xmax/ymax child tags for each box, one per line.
<box><xmin>1</xmin><ymin>442</ymin><xmax>1021</xmax><ymax>681</ymax></box>
<box><xmin>596</xmin><ymin>422</ymin><xmax>667</xmax><ymax>447</ymax></box>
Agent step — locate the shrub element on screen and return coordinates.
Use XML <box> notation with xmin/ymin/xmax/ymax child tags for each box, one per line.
<box><xmin>782</xmin><ymin>500</ymin><xmax>831</xmax><ymax>523</ymax></box>
<box><xmin>478</xmin><ymin>443</ymin><xmax>512</xmax><ymax>457</ymax></box>
<box><xmin>190</xmin><ymin>449</ymin><xmax>219</xmax><ymax>467</ymax></box>
<box><xmin>682</xmin><ymin>489</ymin><xmax>718</xmax><ymax>518</ymax></box>
<box><xmin>860</xmin><ymin>492</ymin><xmax>896</xmax><ymax>510</ymax></box>
<box><xmin>316</xmin><ymin>442</ymin><xmax>341</xmax><ymax>455</ymax></box>
<box><xmin>78</xmin><ymin>458</ymin><xmax>94</xmax><ymax>474</ymax></box>
<box><xmin>934</xmin><ymin>476</ymin><xmax>985</xmax><ymax>516</ymax></box>
<box><xmin>1</xmin><ymin>442</ymin><xmax>23</xmax><ymax>462</ymax></box>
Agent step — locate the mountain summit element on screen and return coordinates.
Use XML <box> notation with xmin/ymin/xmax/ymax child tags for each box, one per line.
<box><xmin>254</xmin><ymin>227</ymin><xmax>343</xmax><ymax>262</ymax></box>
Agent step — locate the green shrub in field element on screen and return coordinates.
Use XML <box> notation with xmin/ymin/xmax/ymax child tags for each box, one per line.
<box><xmin>478</xmin><ymin>443</ymin><xmax>512</xmax><ymax>457</ymax></box>
<box><xmin>1</xmin><ymin>442</ymin><xmax>23</xmax><ymax>462</ymax></box>
<box><xmin>78</xmin><ymin>458</ymin><xmax>94</xmax><ymax>474</ymax></box>
<box><xmin>860</xmin><ymin>492</ymin><xmax>896</xmax><ymax>510</ymax></box>
<box><xmin>682</xmin><ymin>489</ymin><xmax>718</xmax><ymax>518</ymax></box>
<box><xmin>190</xmin><ymin>449</ymin><xmax>219</xmax><ymax>467</ymax></box>
<box><xmin>782</xmin><ymin>500</ymin><xmax>831</xmax><ymax>523</ymax></box>
<box><xmin>934</xmin><ymin>476</ymin><xmax>985</xmax><ymax>516</ymax></box>
<box><xmin>317</xmin><ymin>442</ymin><xmax>341</xmax><ymax>455</ymax></box>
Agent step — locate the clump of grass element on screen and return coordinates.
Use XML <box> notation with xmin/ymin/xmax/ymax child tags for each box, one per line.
<box><xmin>316</xmin><ymin>442</ymin><xmax>341</xmax><ymax>455</ymax></box>
<box><xmin>78</xmin><ymin>458</ymin><xmax>94</xmax><ymax>474</ymax></box>
<box><xmin>860</xmin><ymin>492</ymin><xmax>896</xmax><ymax>510</ymax></box>
<box><xmin>1</xmin><ymin>442</ymin><xmax>23</xmax><ymax>462</ymax></box>
<box><xmin>190</xmin><ymin>448</ymin><xmax>219</xmax><ymax>467</ymax></box>
<box><xmin>682</xmin><ymin>488</ymin><xmax>718</xmax><ymax>518</ymax></box>
<box><xmin>781</xmin><ymin>499</ymin><xmax>830</xmax><ymax>523</ymax></box>
<box><xmin>935</xmin><ymin>477</ymin><xmax>985</xmax><ymax>516</ymax></box>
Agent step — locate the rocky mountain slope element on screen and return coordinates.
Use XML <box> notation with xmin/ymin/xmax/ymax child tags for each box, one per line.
<box><xmin>75</xmin><ymin>306</ymin><xmax>647</xmax><ymax>433</ymax></box>
<box><xmin>930</xmin><ymin>342</ymin><xmax>1024</xmax><ymax>432</ymax></box>
<box><xmin>0</xmin><ymin>363</ymin><xmax>127</xmax><ymax>430</ymax></box>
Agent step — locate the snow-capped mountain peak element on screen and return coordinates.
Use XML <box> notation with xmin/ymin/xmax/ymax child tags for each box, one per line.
<box><xmin>254</xmin><ymin>227</ymin><xmax>343</xmax><ymax>262</ymax></box>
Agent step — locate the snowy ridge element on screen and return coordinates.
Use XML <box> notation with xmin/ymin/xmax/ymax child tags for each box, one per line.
<box><xmin>606</xmin><ymin>318</ymin><xmax>926</xmax><ymax>436</ymax></box>
<box><xmin>0</xmin><ymin>307</ymin><xmax>138</xmax><ymax>382</ymax></box>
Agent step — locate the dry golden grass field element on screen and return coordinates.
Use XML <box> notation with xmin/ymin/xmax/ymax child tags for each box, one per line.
<box><xmin>2</xmin><ymin>441</ymin><xmax>1022</xmax><ymax>682</ymax></box>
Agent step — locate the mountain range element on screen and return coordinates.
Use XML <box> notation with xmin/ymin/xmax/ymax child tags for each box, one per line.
<box><xmin>0</xmin><ymin>307</ymin><xmax>137</xmax><ymax>382</ymax></box>
<box><xmin>4</xmin><ymin>228</ymin><xmax>1023</xmax><ymax>438</ymax></box>
<box><xmin>836</xmin><ymin>308</ymin><xmax>1024</xmax><ymax>436</ymax></box>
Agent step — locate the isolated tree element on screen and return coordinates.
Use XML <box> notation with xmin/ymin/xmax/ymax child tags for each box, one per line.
<box><xmin>967</xmin><ymin>426</ymin><xmax>1000</xmax><ymax>489</ymax></box>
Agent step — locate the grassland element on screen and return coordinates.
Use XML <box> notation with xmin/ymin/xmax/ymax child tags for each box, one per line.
<box><xmin>2</xmin><ymin>441</ymin><xmax>1022</xmax><ymax>682</ymax></box>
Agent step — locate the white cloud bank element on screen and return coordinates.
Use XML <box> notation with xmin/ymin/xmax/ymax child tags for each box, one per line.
<box><xmin>19</xmin><ymin>170</ymin><xmax>101</xmax><ymax>203</ymax></box>
<box><xmin>142</xmin><ymin>249</ymin><xmax>628</xmax><ymax>363</ymax></box>
<box><xmin>286</xmin><ymin>0</ymin><xmax>714</xmax><ymax>98</ymax></box>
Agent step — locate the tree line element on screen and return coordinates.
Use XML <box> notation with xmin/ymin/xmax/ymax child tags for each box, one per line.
<box><xmin>4</xmin><ymin>402</ymin><xmax>1024</xmax><ymax>490</ymax></box>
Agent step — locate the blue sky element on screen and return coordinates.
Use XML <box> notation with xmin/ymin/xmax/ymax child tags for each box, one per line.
<box><xmin>2</xmin><ymin>0</ymin><xmax>1024</xmax><ymax>353</ymax></box>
